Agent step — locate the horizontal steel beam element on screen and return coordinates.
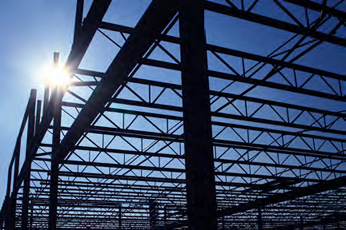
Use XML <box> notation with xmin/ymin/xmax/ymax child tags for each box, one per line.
<box><xmin>219</xmin><ymin>176</ymin><xmax>346</xmax><ymax>216</ymax></box>
<box><xmin>283</xmin><ymin>0</ymin><xmax>346</xmax><ymax>21</ymax></box>
<box><xmin>62</xmin><ymin>100</ymin><xmax>345</xmax><ymax>142</ymax></box>
<box><xmin>143</xmin><ymin>59</ymin><xmax>346</xmax><ymax>101</ymax></box>
<box><xmin>74</xmin><ymin>69</ymin><xmax>345</xmax><ymax>118</ymax></box>
<box><xmin>36</xmin><ymin>143</ymin><xmax>346</xmax><ymax>174</ymax></box>
<box><xmin>205</xmin><ymin>1</ymin><xmax>346</xmax><ymax>47</ymax></box>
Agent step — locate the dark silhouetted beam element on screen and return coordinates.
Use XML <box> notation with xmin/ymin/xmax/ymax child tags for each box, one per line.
<box><xmin>205</xmin><ymin>1</ymin><xmax>346</xmax><ymax>47</ymax></box>
<box><xmin>73</xmin><ymin>0</ymin><xmax>84</xmax><ymax>45</ymax></box>
<box><xmin>142</xmin><ymin>59</ymin><xmax>346</xmax><ymax>101</ymax></box>
<box><xmin>218</xmin><ymin>176</ymin><xmax>346</xmax><ymax>217</ymax></box>
<box><xmin>283</xmin><ymin>0</ymin><xmax>346</xmax><ymax>21</ymax></box>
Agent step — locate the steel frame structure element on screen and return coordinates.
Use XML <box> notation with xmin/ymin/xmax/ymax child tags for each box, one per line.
<box><xmin>1</xmin><ymin>0</ymin><xmax>345</xmax><ymax>229</ymax></box>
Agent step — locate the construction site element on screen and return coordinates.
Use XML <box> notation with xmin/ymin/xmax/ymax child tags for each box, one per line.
<box><xmin>0</xmin><ymin>0</ymin><xmax>345</xmax><ymax>229</ymax></box>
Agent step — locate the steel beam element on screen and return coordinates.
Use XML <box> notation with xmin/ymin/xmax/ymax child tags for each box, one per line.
<box><xmin>218</xmin><ymin>176</ymin><xmax>346</xmax><ymax>217</ymax></box>
<box><xmin>204</xmin><ymin>1</ymin><xmax>346</xmax><ymax>47</ymax></box>
<box><xmin>73</xmin><ymin>0</ymin><xmax>84</xmax><ymax>45</ymax></box>
<box><xmin>283</xmin><ymin>0</ymin><xmax>346</xmax><ymax>21</ymax></box>
<box><xmin>142</xmin><ymin>59</ymin><xmax>346</xmax><ymax>101</ymax></box>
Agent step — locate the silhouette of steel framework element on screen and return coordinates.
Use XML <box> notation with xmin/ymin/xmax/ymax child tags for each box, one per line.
<box><xmin>1</xmin><ymin>0</ymin><xmax>345</xmax><ymax>229</ymax></box>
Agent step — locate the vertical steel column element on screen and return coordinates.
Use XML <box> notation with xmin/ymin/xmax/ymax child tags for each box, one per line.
<box><xmin>5</xmin><ymin>162</ymin><xmax>13</xmax><ymax>230</ymax></box>
<box><xmin>164</xmin><ymin>205</ymin><xmax>167</xmax><ymax>229</ymax></box>
<box><xmin>258</xmin><ymin>207</ymin><xmax>263</xmax><ymax>230</ymax></box>
<box><xmin>149</xmin><ymin>200</ymin><xmax>157</xmax><ymax>230</ymax></box>
<box><xmin>300</xmin><ymin>216</ymin><xmax>303</xmax><ymax>230</ymax></box>
<box><xmin>0</xmin><ymin>212</ymin><xmax>3</xmax><ymax>230</ymax></box>
<box><xmin>48</xmin><ymin>53</ymin><xmax>62</xmax><ymax>230</ymax></box>
<box><xmin>179</xmin><ymin>0</ymin><xmax>217</xmax><ymax>229</ymax></box>
<box><xmin>29</xmin><ymin>201</ymin><xmax>34</xmax><ymax>229</ymax></box>
<box><xmin>6</xmin><ymin>197</ymin><xmax>15</xmax><ymax>228</ymax></box>
<box><xmin>8</xmin><ymin>141</ymin><xmax>21</xmax><ymax>229</ymax></box>
<box><xmin>22</xmin><ymin>89</ymin><xmax>36</xmax><ymax>229</ymax></box>
<box><xmin>35</xmin><ymin>100</ymin><xmax>42</xmax><ymax>135</ymax></box>
<box><xmin>48</xmin><ymin>91</ymin><xmax>61</xmax><ymax>230</ymax></box>
<box><xmin>0</xmin><ymin>214</ymin><xmax>3</xmax><ymax>230</ymax></box>
<box><xmin>119</xmin><ymin>205</ymin><xmax>122</xmax><ymax>230</ymax></box>
<box><xmin>43</xmin><ymin>86</ymin><xmax>50</xmax><ymax>113</ymax></box>
<box><xmin>13</xmin><ymin>141</ymin><xmax>21</xmax><ymax>185</ymax></box>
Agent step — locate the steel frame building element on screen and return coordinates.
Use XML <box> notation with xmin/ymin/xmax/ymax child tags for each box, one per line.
<box><xmin>0</xmin><ymin>0</ymin><xmax>345</xmax><ymax>229</ymax></box>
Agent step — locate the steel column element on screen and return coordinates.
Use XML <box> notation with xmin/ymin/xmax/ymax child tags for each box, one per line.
<box><xmin>5</xmin><ymin>146</ymin><xmax>13</xmax><ymax>229</ymax></box>
<box><xmin>179</xmin><ymin>1</ymin><xmax>217</xmax><ymax>229</ymax></box>
<box><xmin>258</xmin><ymin>208</ymin><xmax>263</xmax><ymax>230</ymax></box>
<box><xmin>48</xmin><ymin>89</ymin><xmax>61</xmax><ymax>230</ymax></box>
<box><xmin>8</xmin><ymin>141</ymin><xmax>21</xmax><ymax>230</ymax></box>
<box><xmin>48</xmin><ymin>53</ymin><xmax>63</xmax><ymax>230</ymax></box>
<box><xmin>119</xmin><ymin>205</ymin><xmax>122</xmax><ymax>230</ymax></box>
<box><xmin>149</xmin><ymin>200</ymin><xmax>157</xmax><ymax>230</ymax></box>
<box><xmin>21</xmin><ymin>89</ymin><xmax>36</xmax><ymax>229</ymax></box>
<box><xmin>29</xmin><ymin>202</ymin><xmax>33</xmax><ymax>229</ymax></box>
<box><xmin>222</xmin><ymin>216</ymin><xmax>225</xmax><ymax>230</ymax></box>
<box><xmin>43</xmin><ymin>83</ymin><xmax>49</xmax><ymax>113</ymax></box>
<box><xmin>164</xmin><ymin>205</ymin><xmax>167</xmax><ymax>229</ymax></box>
<box><xmin>35</xmin><ymin>100</ymin><xmax>41</xmax><ymax>135</ymax></box>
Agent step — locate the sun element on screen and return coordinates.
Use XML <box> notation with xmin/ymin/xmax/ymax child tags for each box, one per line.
<box><xmin>40</xmin><ymin>62</ymin><xmax>71</xmax><ymax>88</ymax></box>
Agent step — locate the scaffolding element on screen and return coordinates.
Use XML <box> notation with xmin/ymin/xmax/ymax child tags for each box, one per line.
<box><xmin>0</xmin><ymin>0</ymin><xmax>345</xmax><ymax>229</ymax></box>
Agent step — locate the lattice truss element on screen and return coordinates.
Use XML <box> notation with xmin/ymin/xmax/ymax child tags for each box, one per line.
<box><xmin>1</xmin><ymin>0</ymin><xmax>346</xmax><ymax>229</ymax></box>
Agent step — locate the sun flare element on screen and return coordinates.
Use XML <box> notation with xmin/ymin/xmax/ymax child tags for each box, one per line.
<box><xmin>40</xmin><ymin>62</ymin><xmax>71</xmax><ymax>87</ymax></box>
